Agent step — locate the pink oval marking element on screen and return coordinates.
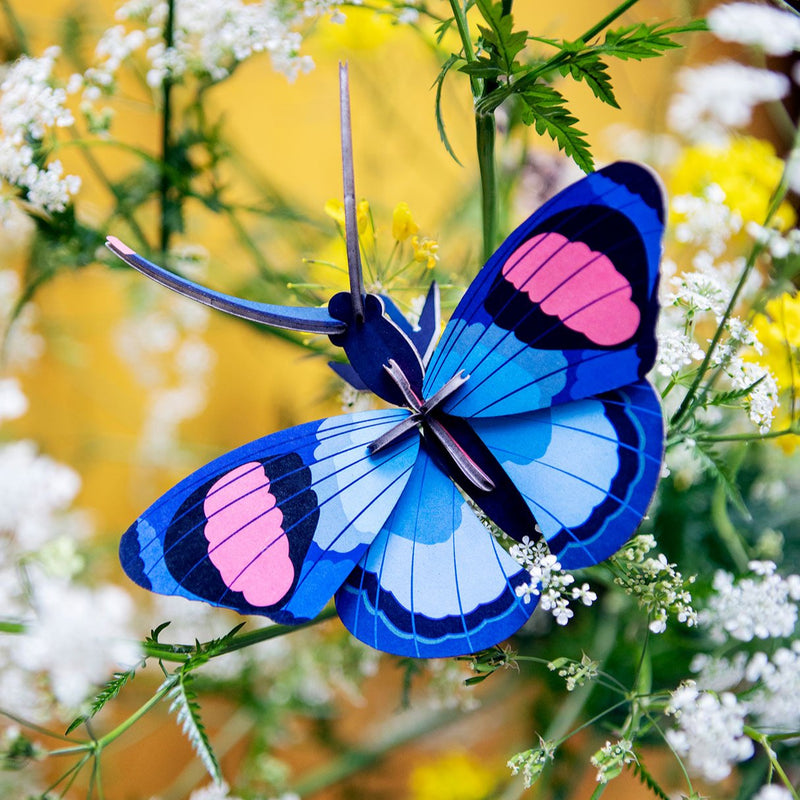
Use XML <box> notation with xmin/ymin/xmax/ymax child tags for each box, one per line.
<box><xmin>502</xmin><ymin>232</ymin><xmax>640</xmax><ymax>346</ymax></box>
<box><xmin>203</xmin><ymin>462</ymin><xmax>293</xmax><ymax>607</ymax></box>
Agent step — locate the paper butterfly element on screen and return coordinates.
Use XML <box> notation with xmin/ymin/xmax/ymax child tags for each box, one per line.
<box><xmin>107</xmin><ymin>161</ymin><xmax>665</xmax><ymax>659</ymax></box>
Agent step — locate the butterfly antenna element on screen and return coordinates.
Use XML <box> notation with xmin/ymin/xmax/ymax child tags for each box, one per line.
<box><xmin>339</xmin><ymin>62</ymin><xmax>365</xmax><ymax>323</ymax></box>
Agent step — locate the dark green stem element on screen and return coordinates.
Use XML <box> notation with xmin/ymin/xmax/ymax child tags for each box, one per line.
<box><xmin>476</xmin><ymin>112</ymin><xmax>498</xmax><ymax>261</ymax></box>
<box><xmin>160</xmin><ymin>0</ymin><xmax>176</xmax><ymax>253</ymax></box>
<box><xmin>142</xmin><ymin>607</ymin><xmax>338</xmax><ymax>662</ymax></box>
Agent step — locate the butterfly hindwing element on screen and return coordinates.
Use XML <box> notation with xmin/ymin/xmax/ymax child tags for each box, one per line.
<box><xmin>120</xmin><ymin>409</ymin><xmax>419</xmax><ymax>624</ymax></box>
<box><xmin>424</xmin><ymin>162</ymin><xmax>664</xmax><ymax>417</ymax></box>
<box><xmin>470</xmin><ymin>379</ymin><xmax>663</xmax><ymax>569</ymax></box>
<box><xmin>335</xmin><ymin>443</ymin><xmax>536</xmax><ymax>657</ymax></box>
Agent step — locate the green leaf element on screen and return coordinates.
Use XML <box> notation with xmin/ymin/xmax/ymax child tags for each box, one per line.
<box><xmin>519</xmin><ymin>84</ymin><xmax>594</xmax><ymax>173</ymax></box>
<box><xmin>66</xmin><ymin>668</ymin><xmax>138</xmax><ymax>735</ymax></box>
<box><xmin>474</xmin><ymin>0</ymin><xmax>528</xmax><ymax>75</ymax></box>
<box><xmin>167</xmin><ymin>671</ymin><xmax>222</xmax><ymax>783</ymax></box>
<box><xmin>631</xmin><ymin>759</ymin><xmax>671</xmax><ymax>800</ymax></box>
<box><xmin>600</xmin><ymin>20</ymin><xmax>707</xmax><ymax>62</ymax></box>
<box><xmin>459</xmin><ymin>60</ymin><xmax>505</xmax><ymax>79</ymax></box>
<box><xmin>561</xmin><ymin>53</ymin><xmax>618</xmax><ymax>108</ymax></box>
<box><xmin>695</xmin><ymin>441</ymin><xmax>750</xmax><ymax>520</ymax></box>
<box><xmin>433</xmin><ymin>53</ymin><xmax>463</xmax><ymax>165</ymax></box>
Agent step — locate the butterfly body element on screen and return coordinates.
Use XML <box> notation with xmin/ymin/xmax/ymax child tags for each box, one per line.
<box><xmin>112</xmin><ymin>161</ymin><xmax>665</xmax><ymax>657</ymax></box>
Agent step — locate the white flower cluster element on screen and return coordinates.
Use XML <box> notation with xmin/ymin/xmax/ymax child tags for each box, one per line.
<box><xmin>708</xmin><ymin>2</ymin><xmax>800</xmax><ymax>56</ymax></box>
<box><xmin>89</xmin><ymin>0</ymin><xmax>343</xmax><ymax>90</ymax></box>
<box><xmin>510</xmin><ymin>535</ymin><xmax>596</xmax><ymax>626</ymax></box>
<box><xmin>671</xmin><ymin>184</ymin><xmax>742</xmax><ymax>256</ymax></box>
<box><xmin>665</xmin><ymin>681</ymin><xmax>754</xmax><ymax>781</ymax></box>
<box><xmin>687</xmin><ymin>562</ymin><xmax>800</xmax><ymax>739</ymax></box>
<box><xmin>610</xmin><ymin>535</ymin><xmax>697</xmax><ymax>633</ymax></box>
<box><xmin>668</xmin><ymin>61</ymin><xmax>788</xmax><ymax>143</ymax></box>
<box><xmin>589</xmin><ymin>738</ymin><xmax>636</xmax><ymax>784</ymax></box>
<box><xmin>656</xmin><ymin>183</ymin><xmax>779</xmax><ymax>434</ymax></box>
<box><xmin>753</xmin><ymin>787</ymin><xmax>794</xmax><ymax>800</ymax></box>
<box><xmin>699</xmin><ymin>561</ymin><xmax>800</xmax><ymax>643</ymax></box>
<box><xmin>747</xmin><ymin>221</ymin><xmax>800</xmax><ymax>261</ymax></box>
<box><xmin>547</xmin><ymin>652</ymin><xmax>598</xmax><ymax>692</ymax></box>
<box><xmin>0</xmin><ymin>47</ymin><xmax>81</xmax><ymax>218</ymax></box>
<box><xmin>507</xmin><ymin>738</ymin><xmax>556</xmax><ymax>788</ymax></box>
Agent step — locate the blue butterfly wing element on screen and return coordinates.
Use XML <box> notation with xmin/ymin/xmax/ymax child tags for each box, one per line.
<box><xmin>423</xmin><ymin>162</ymin><xmax>664</xmax><ymax>417</ymax></box>
<box><xmin>335</xmin><ymin>444</ymin><xmax>536</xmax><ymax>657</ymax></box>
<box><xmin>470</xmin><ymin>380</ymin><xmax>663</xmax><ymax>569</ymax></box>
<box><xmin>120</xmin><ymin>409</ymin><xmax>419</xmax><ymax>624</ymax></box>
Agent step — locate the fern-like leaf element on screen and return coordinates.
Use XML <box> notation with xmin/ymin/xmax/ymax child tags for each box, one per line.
<box><xmin>519</xmin><ymin>84</ymin><xmax>593</xmax><ymax>172</ymax></box>
<box><xmin>167</xmin><ymin>672</ymin><xmax>222</xmax><ymax>784</ymax></box>
<box><xmin>561</xmin><ymin>52</ymin><xmax>618</xmax><ymax>108</ymax></box>
<box><xmin>66</xmin><ymin>667</ymin><xmax>137</xmax><ymax>735</ymax></box>
<box><xmin>695</xmin><ymin>441</ymin><xmax>750</xmax><ymax>519</ymax></box>
<box><xmin>631</xmin><ymin>759</ymin><xmax>671</xmax><ymax>800</ymax></box>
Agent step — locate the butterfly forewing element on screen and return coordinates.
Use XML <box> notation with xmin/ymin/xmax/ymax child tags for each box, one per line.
<box><xmin>121</xmin><ymin>409</ymin><xmax>419</xmax><ymax>623</ymax></box>
<box><xmin>423</xmin><ymin>162</ymin><xmax>664</xmax><ymax>418</ymax></box>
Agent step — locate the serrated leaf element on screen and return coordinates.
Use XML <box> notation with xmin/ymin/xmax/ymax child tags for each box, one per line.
<box><xmin>167</xmin><ymin>672</ymin><xmax>222</xmax><ymax>784</ymax></box>
<box><xmin>562</xmin><ymin>53</ymin><xmax>618</xmax><ymax>108</ymax></box>
<box><xmin>519</xmin><ymin>85</ymin><xmax>594</xmax><ymax>173</ymax></box>
<box><xmin>601</xmin><ymin>21</ymin><xmax>706</xmax><ymax>62</ymax></box>
<box><xmin>66</xmin><ymin>668</ymin><xmax>137</xmax><ymax>734</ymax></box>
<box><xmin>631</xmin><ymin>760</ymin><xmax>671</xmax><ymax>800</ymax></box>
<box><xmin>707</xmin><ymin>376</ymin><xmax>766</xmax><ymax>408</ymax></box>
<box><xmin>474</xmin><ymin>0</ymin><xmax>528</xmax><ymax>74</ymax></box>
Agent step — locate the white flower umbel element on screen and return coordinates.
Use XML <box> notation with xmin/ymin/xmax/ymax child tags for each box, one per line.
<box><xmin>745</xmin><ymin>641</ymin><xmax>800</xmax><ymax>733</ymax></box>
<box><xmin>752</xmin><ymin>786</ymin><xmax>793</xmax><ymax>800</ymax></box>
<box><xmin>671</xmin><ymin>186</ymin><xmax>742</xmax><ymax>257</ymax></box>
<box><xmin>188</xmin><ymin>781</ymin><xmax>243</xmax><ymax>800</ymax></box>
<box><xmin>699</xmin><ymin>562</ymin><xmax>800</xmax><ymax>643</ymax></box>
<box><xmin>0</xmin><ymin>48</ymin><xmax>82</xmax><ymax>216</ymax></box>
<box><xmin>708</xmin><ymin>3</ymin><xmax>800</xmax><ymax>56</ymax></box>
<box><xmin>17</xmin><ymin>572</ymin><xmax>141</xmax><ymax>709</ymax></box>
<box><xmin>611</xmin><ymin>535</ymin><xmax>697</xmax><ymax>633</ymax></box>
<box><xmin>665</xmin><ymin>682</ymin><xmax>754</xmax><ymax>781</ymax></box>
<box><xmin>112</xmin><ymin>0</ymin><xmax>339</xmax><ymax>86</ymax></box>
<box><xmin>511</xmin><ymin>538</ymin><xmax>595</xmax><ymax>626</ymax></box>
<box><xmin>668</xmin><ymin>62</ymin><xmax>789</xmax><ymax>143</ymax></box>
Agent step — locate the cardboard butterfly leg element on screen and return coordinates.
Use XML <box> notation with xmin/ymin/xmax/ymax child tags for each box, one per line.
<box><xmin>108</xmin><ymin>65</ymin><xmax>665</xmax><ymax>657</ymax></box>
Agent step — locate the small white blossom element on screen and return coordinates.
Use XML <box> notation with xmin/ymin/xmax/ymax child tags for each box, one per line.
<box><xmin>666</xmin><ymin>682</ymin><xmax>754</xmax><ymax>781</ymax></box>
<box><xmin>17</xmin><ymin>573</ymin><xmax>141</xmax><ymax>709</ymax></box>
<box><xmin>752</xmin><ymin>786</ymin><xmax>793</xmax><ymax>800</ymax></box>
<box><xmin>0</xmin><ymin>377</ymin><xmax>28</xmax><ymax>421</ymax></box>
<box><xmin>690</xmin><ymin>652</ymin><xmax>748</xmax><ymax>692</ymax></box>
<box><xmin>671</xmin><ymin>187</ymin><xmax>742</xmax><ymax>257</ymax></box>
<box><xmin>708</xmin><ymin>3</ymin><xmax>800</xmax><ymax>56</ymax></box>
<box><xmin>699</xmin><ymin>565</ymin><xmax>798</xmax><ymax>642</ymax></box>
<box><xmin>0</xmin><ymin>49</ymin><xmax>81</xmax><ymax>215</ymax></box>
<box><xmin>668</xmin><ymin>62</ymin><xmax>789</xmax><ymax>142</ymax></box>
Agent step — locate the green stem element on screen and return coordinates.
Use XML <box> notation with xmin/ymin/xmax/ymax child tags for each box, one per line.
<box><xmin>141</xmin><ymin>607</ymin><xmax>338</xmax><ymax>662</ymax></box>
<box><xmin>745</xmin><ymin>728</ymin><xmax>800</xmax><ymax>800</ymax></box>
<box><xmin>476</xmin><ymin>0</ymin><xmax>642</xmax><ymax>113</ymax></box>
<box><xmin>671</xmin><ymin>119</ymin><xmax>800</xmax><ymax>430</ymax></box>
<box><xmin>160</xmin><ymin>0</ymin><xmax>177</xmax><ymax>254</ymax></box>
<box><xmin>544</xmin><ymin>595</ymin><xmax>621</xmax><ymax>742</ymax></box>
<box><xmin>0</xmin><ymin>0</ymin><xmax>29</xmax><ymax>55</ymax></box>
<box><xmin>476</xmin><ymin>112</ymin><xmax>498</xmax><ymax>261</ymax></box>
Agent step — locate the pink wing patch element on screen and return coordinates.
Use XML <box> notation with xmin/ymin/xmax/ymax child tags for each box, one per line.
<box><xmin>203</xmin><ymin>462</ymin><xmax>294</xmax><ymax>606</ymax></box>
<box><xmin>502</xmin><ymin>232</ymin><xmax>640</xmax><ymax>346</ymax></box>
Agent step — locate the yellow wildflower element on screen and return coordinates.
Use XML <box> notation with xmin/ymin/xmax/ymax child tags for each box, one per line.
<box><xmin>392</xmin><ymin>202</ymin><xmax>419</xmax><ymax>241</ymax></box>
<box><xmin>412</xmin><ymin>235</ymin><xmax>439</xmax><ymax>269</ymax></box>
<box><xmin>750</xmin><ymin>292</ymin><xmax>800</xmax><ymax>451</ymax></box>
<box><xmin>409</xmin><ymin>751</ymin><xmax>500</xmax><ymax>800</ymax></box>
<box><xmin>669</xmin><ymin>137</ymin><xmax>795</xmax><ymax>230</ymax></box>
